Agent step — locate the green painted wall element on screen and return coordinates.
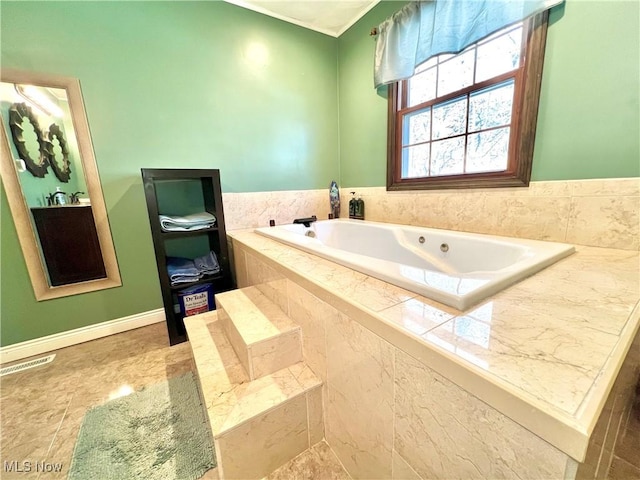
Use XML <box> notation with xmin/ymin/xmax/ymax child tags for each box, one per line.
<box><xmin>338</xmin><ymin>0</ymin><xmax>640</xmax><ymax>186</ymax></box>
<box><xmin>0</xmin><ymin>1</ymin><xmax>338</xmax><ymax>346</ymax></box>
<box><xmin>533</xmin><ymin>0</ymin><xmax>639</xmax><ymax>179</ymax></box>
<box><xmin>338</xmin><ymin>1</ymin><xmax>405</xmax><ymax>188</ymax></box>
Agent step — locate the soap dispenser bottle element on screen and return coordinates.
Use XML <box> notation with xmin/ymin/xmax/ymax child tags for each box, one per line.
<box><xmin>53</xmin><ymin>187</ymin><xmax>67</xmax><ymax>206</ymax></box>
<box><xmin>355</xmin><ymin>194</ymin><xmax>365</xmax><ymax>220</ymax></box>
<box><xmin>349</xmin><ymin>192</ymin><xmax>357</xmax><ymax>219</ymax></box>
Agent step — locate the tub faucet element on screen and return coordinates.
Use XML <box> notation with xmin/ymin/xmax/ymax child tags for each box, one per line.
<box><xmin>293</xmin><ymin>215</ymin><xmax>317</xmax><ymax>227</ymax></box>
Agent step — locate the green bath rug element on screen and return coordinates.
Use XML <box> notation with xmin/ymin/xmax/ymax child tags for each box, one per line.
<box><xmin>68</xmin><ymin>372</ymin><xmax>215</xmax><ymax>480</ymax></box>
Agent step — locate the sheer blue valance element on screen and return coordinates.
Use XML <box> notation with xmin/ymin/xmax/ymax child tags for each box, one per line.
<box><xmin>374</xmin><ymin>0</ymin><xmax>564</xmax><ymax>88</ymax></box>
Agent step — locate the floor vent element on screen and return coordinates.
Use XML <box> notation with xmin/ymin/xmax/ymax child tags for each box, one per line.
<box><xmin>0</xmin><ymin>354</ymin><xmax>56</xmax><ymax>377</ymax></box>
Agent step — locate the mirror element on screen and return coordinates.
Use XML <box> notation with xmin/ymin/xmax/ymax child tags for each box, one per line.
<box><xmin>0</xmin><ymin>69</ymin><xmax>121</xmax><ymax>300</ymax></box>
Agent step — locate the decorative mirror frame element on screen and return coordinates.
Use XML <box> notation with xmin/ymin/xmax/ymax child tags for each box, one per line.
<box><xmin>46</xmin><ymin>123</ymin><xmax>72</xmax><ymax>182</ymax></box>
<box><xmin>8</xmin><ymin>102</ymin><xmax>50</xmax><ymax>178</ymax></box>
<box><xmin>0</xmin><ymin>69</ymin><xmax>121</xmax><ymax>300</ymax></box>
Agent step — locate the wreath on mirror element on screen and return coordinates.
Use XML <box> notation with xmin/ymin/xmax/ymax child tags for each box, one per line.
<box><xmin>8</xmin><ymin>102</ymin><xmax>50</xmax><ymax>178</ymax></box>
<box><xmin>45</xmin><ymin>123</ymin><xmax>72</xmax><ymax>182</ymax></box>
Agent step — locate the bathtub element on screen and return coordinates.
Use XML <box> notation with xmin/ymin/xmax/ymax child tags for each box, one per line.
<box><xmin>254</xmin><ymin>219</ymin><xmax>575</xmax><ymax>310</ymax></box>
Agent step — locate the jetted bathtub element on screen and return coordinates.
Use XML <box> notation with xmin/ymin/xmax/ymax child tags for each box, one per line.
<box><xmin>255</xmin><ymin>219</ymin><xmax>575</xmax><ymax>310</ymax></box>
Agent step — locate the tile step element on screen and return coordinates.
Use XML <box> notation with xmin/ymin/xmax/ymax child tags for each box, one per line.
<box><xmin>216</xmin><ymin>286</ymin><xmax>303</xmax><ymax>380</ymax></box>
<box><xmin>216</xmin><ymin>286</ymin><xmax>299</xmax><ymax>345</ymax></box>
<box><xmin>184</xmin><ymin>311</ymin><xmax>321</xmax><ymax>438</ymax></box>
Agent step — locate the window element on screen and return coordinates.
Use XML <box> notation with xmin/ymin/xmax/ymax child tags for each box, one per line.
<box><xmin>387</xmin><ymin>13</ymin><xmax>549</xmax><ymax>190</ymax></box>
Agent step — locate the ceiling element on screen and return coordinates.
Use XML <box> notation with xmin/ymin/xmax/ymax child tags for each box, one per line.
<box><xmin>224</xmin><ymin>0</ymin><xmax>381</xmax><ymax>37</ymax></box>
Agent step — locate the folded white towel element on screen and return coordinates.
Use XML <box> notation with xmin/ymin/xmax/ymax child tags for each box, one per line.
<box><xmin>159</xmin><ymin>212</ymin><xmax>216</xmax><ymax>232</ymax></box>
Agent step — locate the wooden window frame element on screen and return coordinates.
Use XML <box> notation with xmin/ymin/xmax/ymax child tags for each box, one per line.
<box><xmin>387</xmin><ymin>12</ymin><xmax>549</xmax><ymax>191</ymax></box>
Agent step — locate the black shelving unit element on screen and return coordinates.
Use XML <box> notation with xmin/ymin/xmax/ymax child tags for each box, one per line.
<box><xmin>141</xmin><ymin>168</ymin><xmax>233</xmax><ymax>345</ymax></box>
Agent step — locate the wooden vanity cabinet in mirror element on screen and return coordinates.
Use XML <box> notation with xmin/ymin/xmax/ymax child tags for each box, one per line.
<box><xmin>31</xmin><ymin>205</ymin><xmax>106</xmax><ymax>286</ymax></box>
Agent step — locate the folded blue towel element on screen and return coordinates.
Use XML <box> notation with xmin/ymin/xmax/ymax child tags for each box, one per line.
<box><xmin>194</xmin><ymin>251</ymin><xmax>220</xmax><ymax>276</ymax></box>
<box><xmin>167</xmin><ymin>251</ymin><xmax>221</xmax><ymax>286</ymax></box>
<box><xmin>166</xmin><ymin>256</ymin><xmax>200</xmax><ymax>285</ymax></box>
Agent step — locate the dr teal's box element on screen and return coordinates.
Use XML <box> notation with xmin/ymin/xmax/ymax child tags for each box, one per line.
<box><xmin>178</xmin><ymin>283</ymin><xmax>214</xmax><ymax>317</ymax></box>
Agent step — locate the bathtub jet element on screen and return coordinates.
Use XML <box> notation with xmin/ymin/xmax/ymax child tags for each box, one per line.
<box><xmin>255</xmin><ymin>219</ymin><xmax>575</xmax><ymax>311</ymax></box>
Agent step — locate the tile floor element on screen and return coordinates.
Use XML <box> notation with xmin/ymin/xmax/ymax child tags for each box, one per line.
<box><xmin>0</xmin><ymin>323</ymin><xmax>637</xmax><ymax>479</ymax></box>
<box><xmin>0</xmin><ymin>324</ymin><xmax>193</xmax><ymax>480</ymax></box>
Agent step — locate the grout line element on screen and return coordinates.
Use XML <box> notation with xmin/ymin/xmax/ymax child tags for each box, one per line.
<box><xmin>563</xmin><ymin>195</ymin><xmax>574</xmax><ymax>243</ymax></box>
<box><xmin>392</xmin><ymin>346</ymin><xmax>397</xmax><ymax>476</ymax></box>
<box><xmin>325</xmin><ymin>440</ymin><xmax>353</xmax><ymax>479</ymax></box>
<box><xmin>46</xmin><ymin>395</ymin><xmax>73</xmax><ymax>457</ymax></box>
<box><xmin>42</xmin><ymin>392</ymin><xmax>74</xmax><ymax>479</ymax></box>
<box><xmin>306</xmin><ymin>392</ymin><xmax>311</xmax><ymax>448</ymax></box>
<box><xmin>604</xmin><ymin>407</ymin><xmax>627</xmax><ymax>477</ymax></box>
<box><xmin>594</xmin><ymin>395</ymin><xmax>617</xmax><ymax>479</ymax></box>
<box><xmin>247</xmin><ymin>344</ymin><xmax>255</xmax><ymax>380</ymax></box>
<box><xmin>213</xmin><ymin>437</ymin><xmax>225</xmax><ymax>480</ymax></box>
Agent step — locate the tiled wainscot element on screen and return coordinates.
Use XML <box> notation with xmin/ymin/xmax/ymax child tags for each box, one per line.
<box><xmin>222</xmin><ymin>178</ymin><xmax>639</xmax><ymax>251</ymax></box>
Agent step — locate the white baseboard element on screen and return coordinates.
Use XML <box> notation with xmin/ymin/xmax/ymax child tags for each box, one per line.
<box><xmin>0</xmin><ymin>308</ymin><xmax>166</xmax><ymax>365</ymax></box>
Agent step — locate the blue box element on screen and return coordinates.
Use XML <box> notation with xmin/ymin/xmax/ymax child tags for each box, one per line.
<box><xmin>178</xmin><ymin>283</ymin><xmax>214</xmax><ymax>317</ymax></box>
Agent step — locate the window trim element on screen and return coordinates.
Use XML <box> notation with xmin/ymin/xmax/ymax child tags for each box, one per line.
<box><xmin>386</xmin><ymin>12</ymin><xmax>549</xmax><ymax>191</ymax></box>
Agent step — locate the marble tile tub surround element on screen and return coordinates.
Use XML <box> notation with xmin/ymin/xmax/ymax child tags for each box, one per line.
<box><xmin>222</xmin><ymin>178</ymin><xmax>639</xmax><ymax>250</ymax></box>
<box><xmin>223</xmin><ymin>189</ymin><xmax>329</xmax><ymax>231</ymax></box>
<box><xmin>229</xmin><ymin>230</ymin><xmax>640</xmax><ymax>472</ymax></box>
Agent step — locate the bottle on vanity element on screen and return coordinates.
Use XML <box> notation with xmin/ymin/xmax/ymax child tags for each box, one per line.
<box><xmin>52</xmin><ymin>187</ymin><xmax>67</xmax><ymax>205</ymax></box>
<box><xmin>349</xmin><ymin>191</ymin><xmax>357</xmax><ymax>219</ymax></box>
<box><xmin>354</xmin><ymin>194</ymin><xmax>365</xmax><ymax>220</ymax></box>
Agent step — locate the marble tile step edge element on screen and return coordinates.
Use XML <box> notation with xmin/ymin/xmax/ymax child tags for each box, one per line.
<box><xmin>216</xmin><ymin>286</ymin><xmax>303</xmax><ymax>380</ymax></box>
<box><xmin>216</xmin><ymin>286</ymin><xmax>300</xmax><ymax>345</ymax></box>
<box><xmin>184</xmin><ymin>311</ymin><xmax>321</xmax><ymax>438</ymax></box>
